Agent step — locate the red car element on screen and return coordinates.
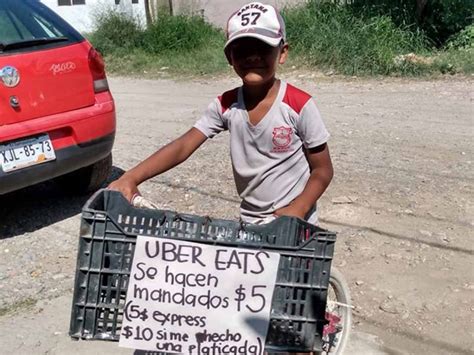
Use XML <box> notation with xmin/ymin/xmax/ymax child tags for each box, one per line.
<box><xmin>0</xmin><ymin>0</ymin><xmax>115</xmax><ymax>195</ymax></box>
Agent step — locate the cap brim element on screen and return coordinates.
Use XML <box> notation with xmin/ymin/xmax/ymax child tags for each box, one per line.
<box><xmin>224</xmin><ymin>32</ymin><xmax>282</xmax><ymax>51</ymax></box>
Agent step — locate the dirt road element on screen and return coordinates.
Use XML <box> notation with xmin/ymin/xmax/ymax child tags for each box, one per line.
<box><xmin>0</xmin><ymin>75</ymin><xmax>472</xmax><ymax>354</ymax></box>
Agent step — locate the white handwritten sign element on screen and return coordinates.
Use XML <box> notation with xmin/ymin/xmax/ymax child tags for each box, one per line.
<box><xmin>119</xmin><ymin>236</ymin><xmax>280</xmax><ymax>354</ymax></box>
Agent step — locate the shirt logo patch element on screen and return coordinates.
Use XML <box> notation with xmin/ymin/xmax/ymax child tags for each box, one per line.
<box><xmin>272</xmin><ymin>126</ymin><xmax>292</xmax><ymax>152</ymax></box>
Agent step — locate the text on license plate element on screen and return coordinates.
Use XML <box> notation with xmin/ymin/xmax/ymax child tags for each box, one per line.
<box><xmin>0</xmin><ymin>135</ymin><xmax>56</xmax><ymax>173</ymax></box>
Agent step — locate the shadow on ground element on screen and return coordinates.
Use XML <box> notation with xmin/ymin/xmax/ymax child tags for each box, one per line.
<box><xmin>0</xmin><ymin>166</ymin><xmax>125</xmax><ymax>239</ymax></box>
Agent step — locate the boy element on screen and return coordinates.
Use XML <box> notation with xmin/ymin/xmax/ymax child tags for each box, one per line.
<box><xmin>109</xmin><ymin>1</ymin><xmax>333</xmax><ymax>226</ymax></box>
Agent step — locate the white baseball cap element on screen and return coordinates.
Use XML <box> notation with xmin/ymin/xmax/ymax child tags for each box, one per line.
<box><xmin>225</xmin><ymin>2</ymin><xmax>286</xmax><ymax>51</ymax></box>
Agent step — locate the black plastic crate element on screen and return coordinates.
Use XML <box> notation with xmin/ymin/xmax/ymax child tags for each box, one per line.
<box><xmin>69</xmin><ymin>189</ymin><xmax>336</xmax><ymax>353</ymax></box>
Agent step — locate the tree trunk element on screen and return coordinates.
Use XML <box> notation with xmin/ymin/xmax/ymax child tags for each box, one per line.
<box><xmin>144</xmin><ymin>0</ymin><xmax>153</xmax><ymax>27</ymax></box>
<box><xmin>416</xmin><ymin>0</ymin><xmax>428</xmax><ymax>22</ymax></box>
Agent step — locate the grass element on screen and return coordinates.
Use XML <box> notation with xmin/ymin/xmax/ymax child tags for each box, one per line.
<box><xmin>88</xmin><ymin>4</ymin><xmax>473</xmax><ymax>78</ymax></box>
<box><xmin>143</xmin><ymin>14</ymin><xmax>222</xmax><ymax>54</ymax></box>
<box><xmin>89</xmin><ymin>10</ymin><xmax>229</xmax><ymax>76</ymax></box>
<box><xmin>283</xmin><ymin>2</ymin><xmax>432</xmax><ymax>76</ymax></box>
<box><xmin>103</xmin><ymin>47</ymin><xmax>229</xmax><ymax>77</ymax></box>
<box><xmin>432</xmin><ymin>24</ymin><xmax>474</xmax><ymax>74</ymax></box>
<box><xmin>89</xmin><ymin>11</ymin><xmax>144</xmax><ymax>54</ymax></box>
<box><xmin>434</xmin><ymin>48</ymin><xmax>474</xmax><ymax>74</ymax></box>
<box><xmin>0</xmin><ymin>298</ymin><xmax>37</xmax><ymax>317</ymax></box>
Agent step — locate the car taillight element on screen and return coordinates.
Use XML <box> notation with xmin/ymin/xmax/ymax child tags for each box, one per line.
<box><xmin>88</xmin><ymin>47</ymin><xmax>109</xmax><ymax>93</ymax></box>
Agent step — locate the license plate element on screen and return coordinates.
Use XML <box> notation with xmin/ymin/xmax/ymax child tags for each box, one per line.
<box><xmin>0</xmin><ymin>134</ymin><xmax>56</xmax><ymax>173</ymax></box>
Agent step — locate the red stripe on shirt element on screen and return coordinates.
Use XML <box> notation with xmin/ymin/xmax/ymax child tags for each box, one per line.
<box><xmin>282</xmin><ymin>83</ymin><xmax>312</xmax><ymax>114</ymax></box>
<box><xmin>218</xmin><ymin>88</ymin><xmax>239</xmax><ymax>114</ymax></box>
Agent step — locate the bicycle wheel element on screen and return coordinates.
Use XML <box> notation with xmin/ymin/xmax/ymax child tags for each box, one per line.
<box><xmin>320</xmin><ymin>267</ymin><xmax>352</xmax><ymax>354</ymax></box>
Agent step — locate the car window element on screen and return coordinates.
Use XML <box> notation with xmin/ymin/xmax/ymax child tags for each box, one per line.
<box><xmin>0</xmin><ymin>10</ymin><xmax>33</xmax><ymax>42</ymax></box>
<box><xmin>0</xmin><ymin>0</ymin><xmax>83</xmax><ymax>54</ymax></box>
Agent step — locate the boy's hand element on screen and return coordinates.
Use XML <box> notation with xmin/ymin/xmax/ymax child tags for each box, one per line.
<box><xmin>275</xmin><ymin>143</ymin><xmax>333</xmax><ymax>221</ymax></box>
<box><xmin>107</xmin><ymin>127</ymin><xmax>208</xmax><ymax>203</ymax></box>
<box><xmin>108</xmin><ymin>175</ymin><xmax>140</xmax><ymax>203</ymax></box>
<box><xmin>274</xmin><ymin>203</ymin><xmax>307</xmax><ymax>219</ymax></box>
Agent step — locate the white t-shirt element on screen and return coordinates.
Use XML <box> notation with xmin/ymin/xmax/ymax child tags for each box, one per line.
<box><xmin>194</xmin><ymin>80</ymin><xmax>329</xmax><ymax>224</ymax></box>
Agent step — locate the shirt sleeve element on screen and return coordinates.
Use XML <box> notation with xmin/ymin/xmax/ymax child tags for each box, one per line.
<box><xmin>296</xmin><ymin>98</ymin><xmax>330</xmax><ymax>148</ymax></box>
<box><xmin>193</xmin><ymin>98</ymin><xmax>227</xmax><ymax>138</ymax></box>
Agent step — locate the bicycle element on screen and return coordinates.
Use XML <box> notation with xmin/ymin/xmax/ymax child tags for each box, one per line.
<box><xmin>321</xmin><ymin>267</ymin><xmax>352</xmax><ymax>354</ymax></box>
<box><xmin>132</xmin><ymin>194</ymin><xmax>352</xmax><ymax>355</ymax></box>
<box><xmin>69</xmin><ymin>189</ymin><xmax>353</xmax><ymax>354</ymax></box>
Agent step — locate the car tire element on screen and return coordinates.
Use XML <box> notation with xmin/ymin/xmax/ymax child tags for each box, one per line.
<box><xmin>56</xmin><ymin>153</ymin><xmax>112</xmax><ymax>194</ymax></box>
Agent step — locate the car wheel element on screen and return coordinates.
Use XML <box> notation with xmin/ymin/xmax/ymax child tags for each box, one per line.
<box><xmin>56</xmin><ymin>153</ymin><xmax>112</xmax><ymax>194</ymax></box>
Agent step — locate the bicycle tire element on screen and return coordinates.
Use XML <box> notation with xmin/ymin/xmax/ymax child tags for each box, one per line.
<box><xmin>320</xmin><ymin>267</ymin><xmax>352</xmax><ymax>355</ymax></box>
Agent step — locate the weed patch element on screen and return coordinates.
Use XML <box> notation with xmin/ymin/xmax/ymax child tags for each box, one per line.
<box><xmin>283</xmin><ymin>3</ymin><xmax>431</xmax><ymax>75</ymax></box>
<box><xmin>89</xmin><ymin>4</ymin><xmax>473</xmax><ymax>77</ymax></box>
<box><xmin>0</xmin><ymin>298</ymin><xmax>37</xmax><ymax>317</ymax></box>
<box><xmin>89</xmin><ymin>11</ymin><xmax>144</xmax><ymax>55</ymax></box>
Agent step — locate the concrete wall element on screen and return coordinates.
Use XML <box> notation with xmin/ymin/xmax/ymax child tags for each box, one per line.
<box><xmin>171</xmin><ymin>0</ymin><xmax>305</xmax><ymax>28</ymax></box>
<box><xmin>41</xmin><ymin>0</ymin><xmax>147</xmax><ymax>33</ymax></box>
<box><xmin>41</xmin><ymin>0</ymin><xmax>305</xmax><ymax>33</ymax></box>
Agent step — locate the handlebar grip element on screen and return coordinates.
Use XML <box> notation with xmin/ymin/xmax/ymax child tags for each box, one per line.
<box><xmin>131</xmin><ymin>194</ymin><xmax>159</xmax><ymax>209</ymax></box>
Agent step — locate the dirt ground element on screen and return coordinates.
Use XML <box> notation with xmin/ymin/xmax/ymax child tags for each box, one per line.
<box><xmin>0</xmin><ymin>74</ymin><xmax>472</xmax><ymax>355</ymax></box>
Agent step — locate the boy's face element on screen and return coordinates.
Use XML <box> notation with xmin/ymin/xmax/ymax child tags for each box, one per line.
<box><xmin>228</xmin><ymin>37</ymin><xmax>288</xmax><ymax>86</ymax></box>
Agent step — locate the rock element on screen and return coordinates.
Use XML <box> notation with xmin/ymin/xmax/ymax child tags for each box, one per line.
<box><xmin>423</xmin><ymin>302</ymin><xmax>437</xmax><ymax>312</ymax></box>
<box><xmin>332</xmin><ymin>196</ymin><xmax>355</xmax><ymax>204</ymax></box>
<box><xmin>383</xmin><ymin>253</ymin><xmax>404</xmax><ymax>260</ymax></box>
<box><xmin>355</xmin><ymin>280</ymin><xmax>364</xmax><ymax>286</ymax></box>
<box><xmin>394</xmin><ymin>53</ymin><xmax>434</xmax><ymax>65</ymax></box>
<box><xmin>379</xmin><ymin>298</ymin><xmax>404</xmax><ymax>314</ymax></box>
<box><xmin>419</xmin><ymin>230</ymin><xmax>432</xmax><ymax>237</ymax></box>
<box><xmin>30</xmin><ymin>270</ymin><xmax>41</xmax><ymax>278</ymax></box>
<box><xmin>337</xmin><ymin>260</ymin><xmax>347</xmax><ymax>267</ymax></box>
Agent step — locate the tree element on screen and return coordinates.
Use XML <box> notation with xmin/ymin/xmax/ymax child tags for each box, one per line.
<box><xmin>144</xmin><ymin>0</ymin><xmax>173</xmax><ymax>26</ymax></box>
<box><xmin>144</xmin><ymin>0</ymin><xmax>152</xmax><ymax>26</ymax></box>
<box><xmin>416</xmin><ymin>0</ymin><xmax>428</xmax><ymax>22</ymax></box>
